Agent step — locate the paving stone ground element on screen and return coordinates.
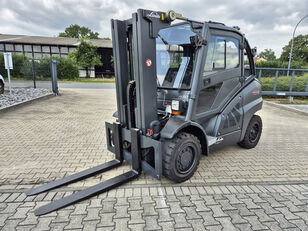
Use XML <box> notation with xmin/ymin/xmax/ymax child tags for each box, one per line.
<box><xmin>0</xmin><ymin>88</ymin><xmax>308</xmax><ymax>230</ymax></box>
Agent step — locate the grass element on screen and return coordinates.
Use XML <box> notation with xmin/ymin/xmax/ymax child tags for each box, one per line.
<box><xmin>60</xmin><ymin>77</ymin><xmax>115</xmax><ymax>83</ymax></box>
<box><xmin>10</xmin><ymin>77</ymin><xmax>115</xmax><ymax>83</ymax></box>
<box><xmin>264</xmin><ymin>96</ymin><xmax>308</xmax><ymax>104</ymax></box>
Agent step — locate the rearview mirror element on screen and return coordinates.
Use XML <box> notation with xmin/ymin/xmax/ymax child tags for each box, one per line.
<box><xmin>251</xmin><ymin>47</ymin><xmax>257</xmax><ymax>57</ymax></box>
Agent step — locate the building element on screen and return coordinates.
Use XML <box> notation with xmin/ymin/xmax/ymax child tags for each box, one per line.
<box><xmin>0</xmin><ymin>34</ymin><xmax>114</xmax><ymax>77</ymax></box>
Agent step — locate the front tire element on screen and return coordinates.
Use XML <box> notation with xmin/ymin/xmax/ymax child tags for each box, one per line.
<box><xmin>238</xmin><ymin>115</ymin><xmax>262</xmax><ymax>149</ymax></box>
<box><xmin>163</xmin><ymin>132</ymin><xmax>201</xmax><ymax>183</ymax></box>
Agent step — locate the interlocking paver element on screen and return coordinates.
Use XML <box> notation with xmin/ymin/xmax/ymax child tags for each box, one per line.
<box><xmin>1</xmin><ymin>89</ymin><xmax>308</xmax><ymax>230</ymax></box>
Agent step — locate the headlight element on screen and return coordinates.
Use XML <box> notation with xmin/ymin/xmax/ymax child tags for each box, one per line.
<box><xmin>171</xmin><ymin>100</ymin><xmax>180</xmax><ymax>111</ymax></box>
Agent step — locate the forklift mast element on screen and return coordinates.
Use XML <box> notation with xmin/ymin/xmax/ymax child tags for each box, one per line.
<box><xmin>112</xmin><ymin>9</ymin><xmax>173</xmax><ymax>134</ymax></box>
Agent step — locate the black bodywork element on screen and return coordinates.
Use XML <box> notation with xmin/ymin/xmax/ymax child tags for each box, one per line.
<box><xmin>25</xmin><ymin>9</ymin><xmax>262</xmax><ymax>215</ymax></box>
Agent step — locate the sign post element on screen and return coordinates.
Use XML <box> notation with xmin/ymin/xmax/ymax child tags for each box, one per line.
<box><xmin>4</xmin><ymin>53</ymin><xmax>13</xmax><ymax>96</ymax></box>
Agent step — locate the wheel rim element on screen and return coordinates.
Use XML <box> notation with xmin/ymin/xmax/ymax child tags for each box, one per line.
<box><xmin>249</xmin><ymin>123</ymin><xmax>260</xmax><ymax>143</ymax></box>
<box><xmin>176</xmin><ymin>144</ymin><xmax>196</xmax><ymax>174</ymax></box>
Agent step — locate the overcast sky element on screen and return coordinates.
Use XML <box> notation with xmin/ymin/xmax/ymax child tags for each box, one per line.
<box><xmin>0</xmin><ymin>0</ymin><xmax>307</xmax><ymax>57</ymax></box>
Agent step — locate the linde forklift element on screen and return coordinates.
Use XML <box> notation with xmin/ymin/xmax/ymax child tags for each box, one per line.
<box><xmin>26</xmin><ymin>9</ymin><xmax>263</xmax><ymax>216</ymax></box>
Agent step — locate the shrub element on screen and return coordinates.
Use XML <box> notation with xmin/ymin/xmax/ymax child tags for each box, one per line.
<box><xmin>0</xmin><ymin>53</ymin><xmax>29</xmax><ymax>78</ymax></box>
<box><xmin>51</xmin><ymin>56</ymin><xmax>79</xmax><ymax>80</ymax></box>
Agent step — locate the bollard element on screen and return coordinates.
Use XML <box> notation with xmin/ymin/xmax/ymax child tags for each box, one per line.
<box><xmin>50</xmin><ymin>59</ymin><xmax>59</xmax><ymax>96</ymax></box>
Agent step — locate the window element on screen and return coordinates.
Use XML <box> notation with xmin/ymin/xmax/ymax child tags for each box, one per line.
<box><xmin>15</xmin><ymin>44</ymin><xmax>23</xmax><ymax>52</ymax></box>
<box><xmin>196</xmin><ymin>83</ymin><xmax>222</xmax><ymax>114</ymax></box>
<box><xmin>5</xmin><ymin>44</ymin><xmax>14</xmax><ymax>51</ymax></box>
<box><xmin>203</xmin><ymin>36</ymin><xmax>239</xmax><ymax>76</ymax></box>
<box><xmin>51</xmin><ymin>46</ymin><xmax>59</xmax><ymax>53</ymax></box>
<box><xmin>42</xmin><ymin>46</ymin><xmax>50</xmax><ymax>53</ymax></box>
<box><xmin>34</xmin><ymin>53</ymin><xmax>42</xmax><ymax>59</ymax></box>
<box><xmin>69</xmin><ymin>47</ymin><xmax>76</xmax><ymax>53</ymax></box>
<box><xmin>24</xmin><ymin>45</ymin><xmax>32</xmax><ymax>52</ymax></box>
<box><xmin>25</xmin><ymin>53</ymin><xmax>33</xmax><ymax>58</ymax></box>
<box><xmin>60</xmin><ymin>47</ymin><xmax>68</xmax><ymax>54</ymax></box>
<box><xmin>0</xmin><ymin>44</ymin><xmax>4</xmax><ymax>51</ymax></box>
<box><xmin>33</xmin><ymin>45</ymin><xmax>41</xmax><ymax>52</ymax></box>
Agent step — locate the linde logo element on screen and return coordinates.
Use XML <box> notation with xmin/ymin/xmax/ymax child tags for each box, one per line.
<box><xmin>147</xmin><ymin>11</ymin><xmax>160</xmax><ymax>19</ymax></box>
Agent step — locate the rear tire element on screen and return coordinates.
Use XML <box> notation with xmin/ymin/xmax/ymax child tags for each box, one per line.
<box><xmin>163</xmin><ymin>132</ymin><xmax>201</xmax><ymax>183</ymax></box>
<box><xmin>0</xmin><ymin>81</ymin><xmax>4</xmax><ymax>94</ymax></box>
<box><xmin>238</xmin><ymin>115</ymin><xmax>262</xmax><ymax>149</ymax></box>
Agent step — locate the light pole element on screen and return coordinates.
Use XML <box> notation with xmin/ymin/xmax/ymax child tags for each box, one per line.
<box><xmin>287</xmin><ymin>14</ymin><xmax>308</xmax><ymax>76</ymax></box>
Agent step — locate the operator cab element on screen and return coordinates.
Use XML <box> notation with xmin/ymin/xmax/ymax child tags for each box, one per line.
<box><xmin>155</xmin><ymin>21</ymin><xmax>256</xmax><ymax>122</ymax></box>
<box><xmin>156</xmin><ymin>23</ymin><xmax>199</xmax><ymax>117</ymax></box>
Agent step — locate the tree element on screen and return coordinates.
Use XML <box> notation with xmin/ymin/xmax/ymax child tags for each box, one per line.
<box><xmin>59</xmin><ymin>24</ymin><xmax>100</xmax><ymax>39</ymax></box>
<box><xmin>280</xmin><ymin>34</ymin><xmax>308</xmax><ymax>63</ymax></box>
<box><xmin>257</xmin><ymin>49</ymin><xmax>276</xmax><ymax>61</ymax></box>
<box><xmin>70</xmin><ymin>40</ymin><xmax>102</xmax><ymax>77</ymax></box>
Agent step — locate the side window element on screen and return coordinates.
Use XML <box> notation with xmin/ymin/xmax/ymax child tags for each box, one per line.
<box><xmin>203</xmin><ymin>36</ymin><xmax>239</xmax><ymax>76</ymax></box>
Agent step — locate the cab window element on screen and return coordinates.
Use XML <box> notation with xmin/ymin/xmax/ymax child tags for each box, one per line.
<box><xmin>203</xmin><ymin>36</ymin><xmax>239</xmax><ymax>76</ymax></box>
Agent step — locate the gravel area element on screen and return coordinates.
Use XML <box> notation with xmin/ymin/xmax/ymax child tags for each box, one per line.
<box><xmin>0</xmin><ymin>88</ymin><xmax>52</xmax><ymax>108</ymax></box>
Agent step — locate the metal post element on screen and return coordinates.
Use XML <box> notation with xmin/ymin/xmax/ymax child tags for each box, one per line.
<box><xmin>273</xmin><ymin>70</ymin><xmax>279</xmax><ymax>92</ymax></box>
<box><xmin>289</xmin><ymin>71</ymin><xmax>295</xmax><ymax>92</ymax></box>
<box><xmin>31</xmin><ymin>59</ymin><xmax>36</xmax><ymax>89</ymax></box>
<box><xmin>50</xmin><ymin>59</ymin><xmax>59</xmax><ymax>96</ymax></box>
<box><xmin>258</xmin><ymin>69</ymin><xmax>262</xmax><ymax>81</ymax></box>
<box><xmin>287</xmin><ymin>14</ymin><xmax>308</xmax><ymax>77</ymax></box>
<box><xmin>7</xmin><ymin>68</ymin><xmax>12</xmax><ymax>96</ymax></box>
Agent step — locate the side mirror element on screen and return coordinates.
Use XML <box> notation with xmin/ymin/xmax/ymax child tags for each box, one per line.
<box><xmin>251</xmin><ymin>47</ymin><xmax>257</xmax><ymax>57</ymax></box>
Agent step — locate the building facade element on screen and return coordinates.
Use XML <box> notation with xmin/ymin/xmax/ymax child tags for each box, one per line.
<box><xmin>0</xmin><ymin>34</ymin><xmax>114</xmax><ymax>77</ymax></box>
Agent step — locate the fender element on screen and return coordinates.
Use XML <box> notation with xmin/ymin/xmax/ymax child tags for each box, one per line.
<box><xmin>160</xmin><ymin>117</ymin><xmax>209</xmax><ymax>155</ymax></box>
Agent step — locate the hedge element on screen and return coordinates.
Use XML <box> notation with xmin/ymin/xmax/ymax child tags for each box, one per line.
<box><xmin>260</xmin><ymin>74</ymin><xmax>308</xmax><ymax>92</ymax></box>
<box><xmin>0</xmin><ymin>53</ymin><xmax>29</xmax><ymax>78</ymax></box>
<box><xmin>0</xmin><ymin>53</ymin><xmax>79</xmax><ymax>80</ymax></box>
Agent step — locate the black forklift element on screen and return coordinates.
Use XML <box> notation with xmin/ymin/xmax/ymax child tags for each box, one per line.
<box><xmin>26</xmin><ymin>9</ymin><xmax>263</xmax><ymax>216</ymax></box>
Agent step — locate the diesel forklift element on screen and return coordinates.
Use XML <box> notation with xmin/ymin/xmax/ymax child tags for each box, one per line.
<box><xmin>26</xmin><ymin>9</ymin><xmax>263</xmax><ymax>215</ymax></box>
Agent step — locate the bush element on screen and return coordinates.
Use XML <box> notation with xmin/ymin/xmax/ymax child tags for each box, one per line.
<box><xmin>51</xmin><ymin>56</ymin><xmax>79</xmax><ymax>80</ymax></box>
<box><xmin>0</xmin><ymin>53</ymin><xmax>29</xmax><ymax>78</ymax></box>
<box><xmin>0</xmin><ymin>53</ymin><xmax>79</xmax><ymax>80</ymax></box>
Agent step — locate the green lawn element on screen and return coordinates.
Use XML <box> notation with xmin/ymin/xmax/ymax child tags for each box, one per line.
<box><xmin>60</xmin><ymin>77</ymin><xmax>115</xmax><ymax>83</ymax></box>
<box><xmin>11</xmin><ymin>77</ymin><xmax>115</xmax><ymax>83</ymax></box>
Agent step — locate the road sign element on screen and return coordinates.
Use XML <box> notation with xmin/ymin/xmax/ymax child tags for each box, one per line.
<box><xmin>3</xmin><ymin>52</ymin><xmax>13</xmax><ymax>95</ymax></box>
<box><xmin>4</xmin><ymin>53</ymin><xmax>13</xmax><ymax>70</ymax></box>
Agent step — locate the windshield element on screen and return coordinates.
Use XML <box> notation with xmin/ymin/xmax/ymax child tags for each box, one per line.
<box><xmin>156</xmin><ymin>23</ymin><xmax>197</xmax><ymax>89</ymax></box>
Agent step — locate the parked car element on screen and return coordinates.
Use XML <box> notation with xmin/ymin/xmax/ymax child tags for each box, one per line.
<box><xmin>0</xmin><ymin>75</ymin><xmax>4</xmax><ymax>94</ymax></box>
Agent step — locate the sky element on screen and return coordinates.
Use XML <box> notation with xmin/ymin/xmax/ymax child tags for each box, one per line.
<box><xmin>0</xmin><ymin>0</ymin><xmax>307</xmax><ymax>57</ymax></box>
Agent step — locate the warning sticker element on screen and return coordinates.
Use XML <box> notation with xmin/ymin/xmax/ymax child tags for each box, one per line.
<box><xmin>146</xmin><ymin>59</ymin><xmax>152</xmax><ymax>67</ymax></box>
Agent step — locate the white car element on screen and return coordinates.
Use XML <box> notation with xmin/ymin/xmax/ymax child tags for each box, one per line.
<box><xmin>0</xmin><ymin>75</ymin><xmax>4</xmax><ymax>94</ymax></box>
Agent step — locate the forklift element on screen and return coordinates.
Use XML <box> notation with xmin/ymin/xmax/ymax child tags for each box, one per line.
<box><xmin>26</xmin><ymin>9</ymin><xmax>263</xmax><ymax>216</ymax></box>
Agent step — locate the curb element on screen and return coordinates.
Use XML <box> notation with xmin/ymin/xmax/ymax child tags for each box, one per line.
<box><xmin>264</xmin><ymin>100</ymin><xmax>308</xmax><ymax>117</ymax></box>
<box><xmin>0</xmin><ymin>93</ymin><xmax>54</xmax><ymax>114</ymax></box>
